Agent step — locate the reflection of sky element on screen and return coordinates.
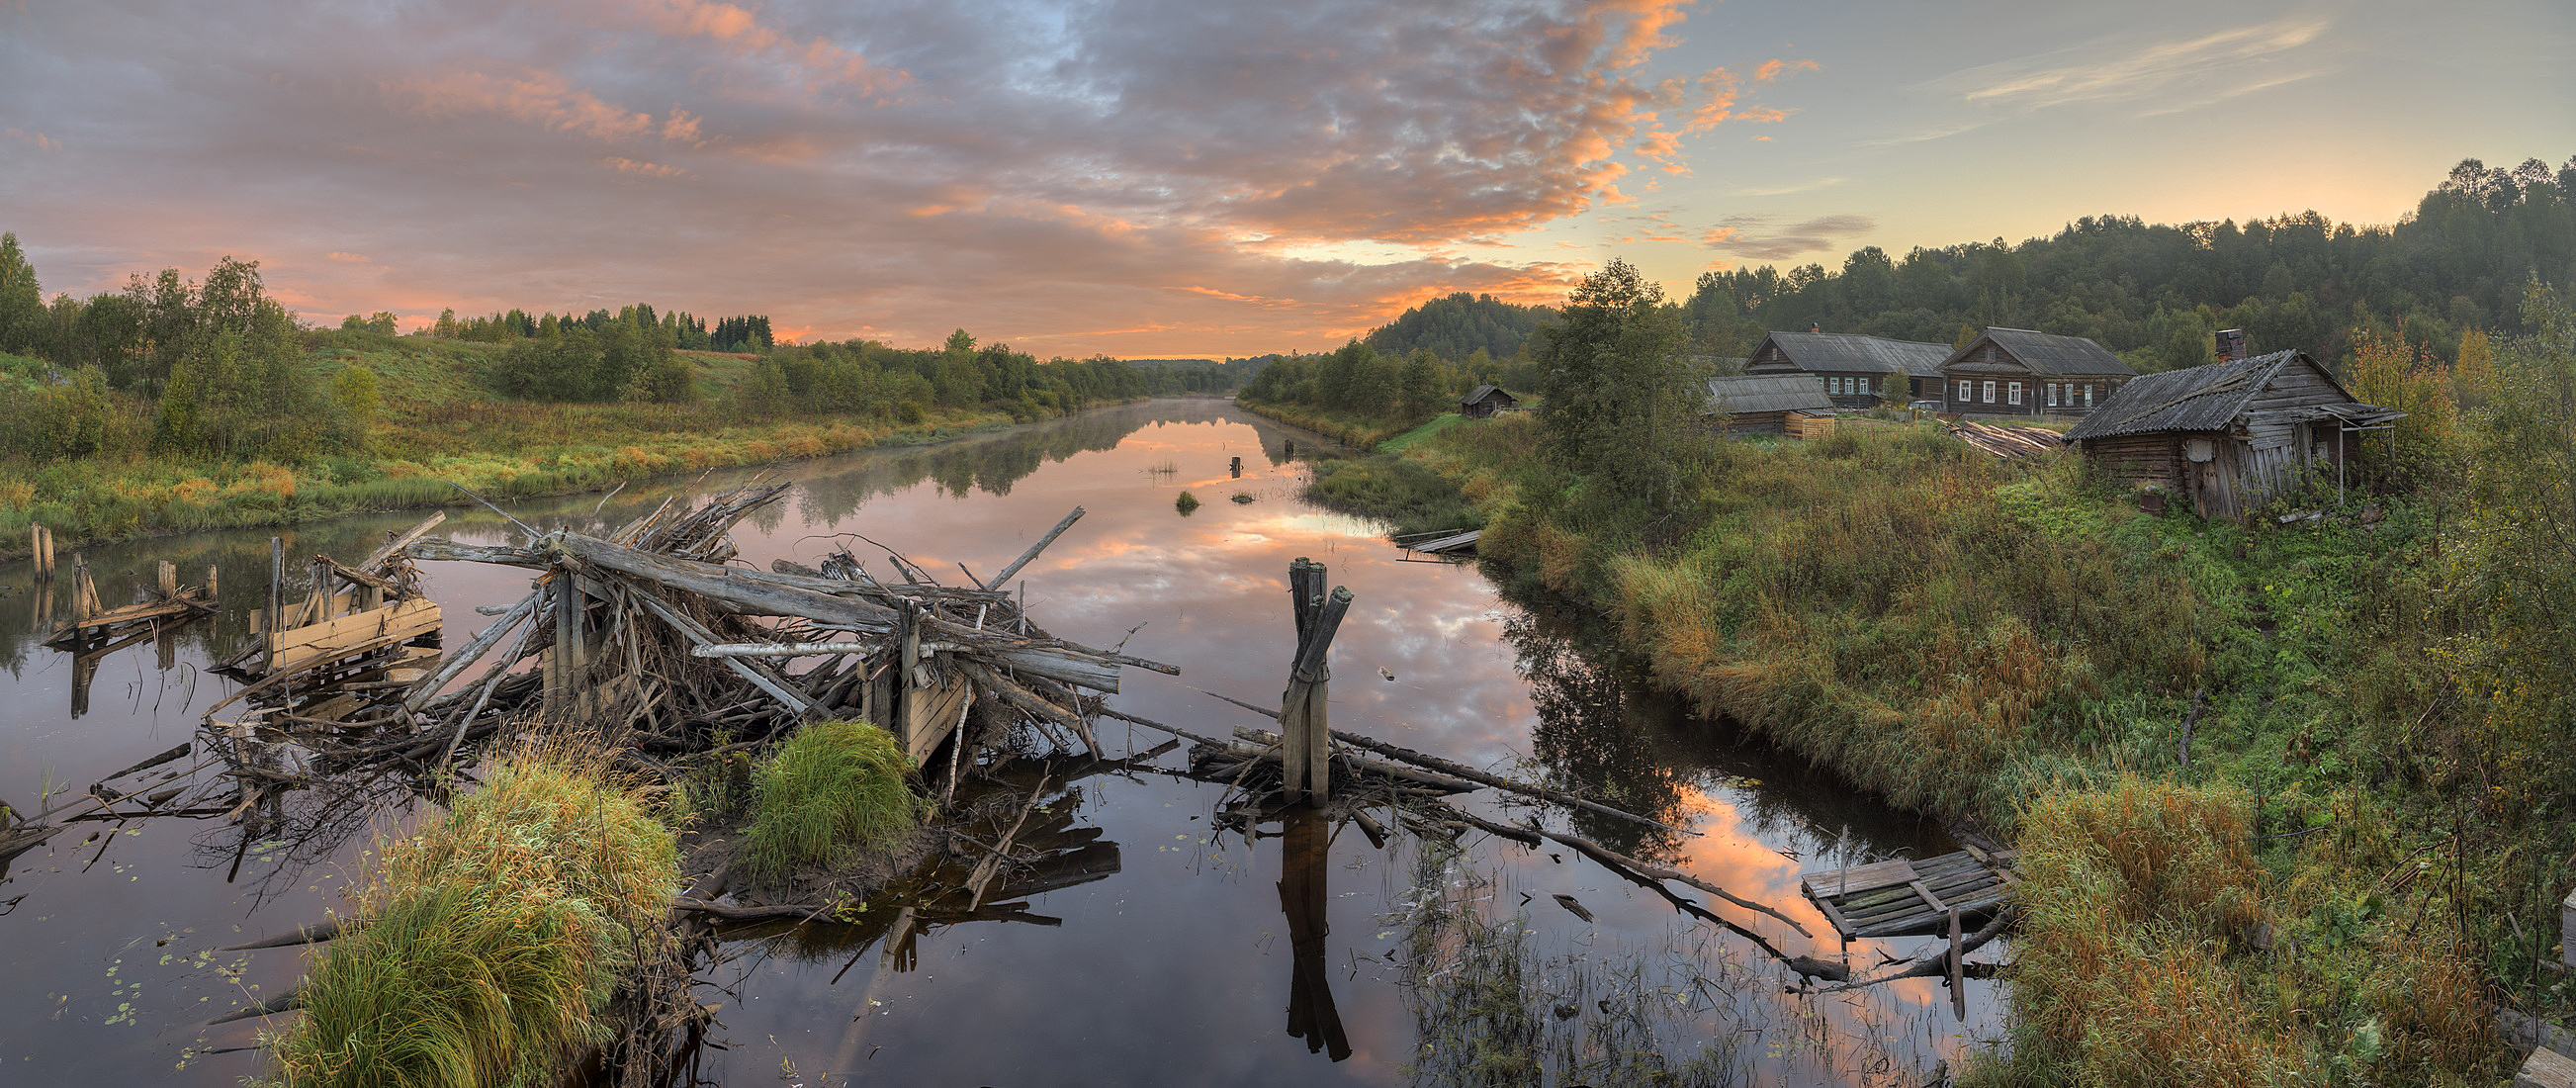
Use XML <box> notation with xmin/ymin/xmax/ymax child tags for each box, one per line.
<box><xmin>0</xmin><ymin>401</ymin><xmax>1999</xmax><ymax>1084</ymax></box>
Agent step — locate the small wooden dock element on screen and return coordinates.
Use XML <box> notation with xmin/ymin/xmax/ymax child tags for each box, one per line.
<box><xmin>1395</xmin><ymin>528</ymin><xmax>1478</xmax><ymax>561</ymax></box>
<box><xmin>1801</xmin><ymin>847</ymin><xmax>2018</xmax><ymax>940</ymax></box>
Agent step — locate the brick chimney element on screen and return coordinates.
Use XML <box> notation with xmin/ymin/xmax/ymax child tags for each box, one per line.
<box><xmin>2215</xmin><ymin>328</ymin><xmax>2249</xmax><ymax>362</ymax></box>
<box><xmin>1810</xmin><ymin>322</ymin><xmax>1821</xmax><ymax>333</ymax></box>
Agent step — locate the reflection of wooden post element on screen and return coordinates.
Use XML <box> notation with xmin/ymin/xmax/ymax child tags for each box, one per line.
<box><xmin>1279</xmin><ymin>560</ymin><xmax>1350</xmax><ymax>805</ymax></box>
<box><xmin>1279</xmin><ymin>808</ymin><xmax>1352</xmax><ymax>1060</ymax></box>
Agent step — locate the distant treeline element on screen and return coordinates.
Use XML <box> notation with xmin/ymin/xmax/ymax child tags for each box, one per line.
<box><xmin>340</xmin><ymin>306</ymin><xmax>777</xmax><ymax>353</ymax></box>
<box><xmin>739</xmin><ymin>330</ymin><xmax>1226</xmax><ymax>424</ymax></box>
<box><xmin>1681</xmin><ymin>154</ymin><xmax>2576</xmax><ymax>372</ymax></box>
<box><xmin>1363</xmin><ymin>292</ymin><xmax>1554</xmax><ymax>362</ymax></box>
<box><xmin>1236</xmin><ymin>339</ymin><xmax>1532</xmax><ymax>429</ymax></box>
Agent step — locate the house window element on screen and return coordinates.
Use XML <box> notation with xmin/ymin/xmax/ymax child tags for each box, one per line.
<box><xmin>1832</xmin><ymin>377</ymin><xmax>1846</xmax><ymax>395</ymax></box>
<box><xmin>1982</xmin><ymin>381</ymin><xmax>1996</xmax><ymax>404</ymax></box>
<box><xmin>2047</xmin><ymin>383</ymin><xmax>2060</xmax><ymax>407</ymax></box>
<box><xmin>1958</xmin><ymin>380</ymin><xmax>1972</xmax><ymax>402</ymax></box>
<box><xmin>2084</xmin><ymin>385</ymin><xmax>2094</xmax><ymax>408</ymax></box>
<box><xmin>2007</xmin><ymin>382</ymin><xmax>2022</xmax><ymax>406</ymax></box>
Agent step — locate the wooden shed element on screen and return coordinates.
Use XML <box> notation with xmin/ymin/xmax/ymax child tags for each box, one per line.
<box><xmin>1940</xmin><ymin>328</ymin><xmax>2136</xmax><ymax>416</ymax></box>
<box><xmin>1744</xmin><ymin>331</ymin><xmax>1950</xmax><ymax>408</ymax></box>
<box><xmin>1702</xmin><ymin>374</ymin><xmax>1835</xmax><ymax>437</ymax></box>
<box><xmin>1459</xmin><ymin>385</ymin><xmax>1518</xmax><ymax>418</ymax></box>
<box><xmin>2063</xmin><ymin>349</ymin><xmax>2404</xmax><ymax>519</ymax></box>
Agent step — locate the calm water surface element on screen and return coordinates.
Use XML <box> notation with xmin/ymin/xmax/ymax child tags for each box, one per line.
<box><xmin>1</xmin><ymin>400</ymin><xmax>1999</xmax><ymax>1085</ymax></box>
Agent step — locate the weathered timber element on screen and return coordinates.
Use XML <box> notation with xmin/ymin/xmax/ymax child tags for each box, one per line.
<box><xmin>989</xmin><ymin>506</ymin><xmax>1084</xmax><ymax>588</ymax></box>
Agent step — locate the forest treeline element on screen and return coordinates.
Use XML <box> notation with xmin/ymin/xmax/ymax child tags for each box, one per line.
<box><xmin>0</xmin><ymin>237</ymin><xmax>1245</xmax><ymax>466</ymax></box>
<box><xmin>1682</xmin><ymin>154</ymin><xmax>2576</xmax><ymax>372</ymax></box>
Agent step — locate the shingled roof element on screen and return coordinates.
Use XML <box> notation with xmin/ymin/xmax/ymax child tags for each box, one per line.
<box><xmin>1459</xmin><ymin>384</ymin><xmax>1515</xmax><ymax>407</ymax></box>
<box><xmin>1756</xmin><ymin>332</ymin><xmax>1950</xmax><ymax>378</ymax></box>
<box><xmin>2063</xmin><ymin>350</ymin><xmax>2392</xmax><ymax>441</ymax></box>
<box><xmin>1947</xmin><ymin>328</ymin><xmax>2136</xmax><ymax>376</ymax></box>
<box><xmin>1702</xmin><ymin>374</ymin><xmax>1834</xmax><ymax>415</ymax></box>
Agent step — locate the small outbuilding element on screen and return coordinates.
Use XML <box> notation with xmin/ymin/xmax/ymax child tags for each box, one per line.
<box><xmin>1701</xmin><ymin>374</ymin><xmax>1836</xmax><ymax>437</ymax></box>
<box><xmin>2063</xmin><ymin>341</ymin><xmax>2404</xmax><ymax>519</ymax></box>
<box><xmin>1940</xmin><ymin>328</ymin><xmax>2136</xmax><ymax>416</ymax></box>
<box><xmin>1459</xmin><ymin>385</ymin><xmax>1518</xmax><ymax>418</ymax></box>
<box><xmin>1743</xmin><ymin>331</ymin><xmax>1951</xmax><ymax>408</ymax></box>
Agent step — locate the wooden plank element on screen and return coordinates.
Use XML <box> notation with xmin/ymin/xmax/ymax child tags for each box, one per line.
<box><xmin>266</xmin><ymin>599</ymin><xmax>442</xmax><ymax>678</ymax></box>
<box><xmin>1910</xmin><ymin>879</ymin><xmax>1949</xmax><ymax>913</ymax></box>
<box><xmin>1802</xmin><ymin>858</ymin><xmax>1918</xmax><ymax>898</ymax></box>
<box><xmin>1805</xmin><ymin>887</ymin><xmax>1858</xmax><ymax>941</ymax></box>
<box><xmin>904</xmin><ymin>673</ymin><xmax>973</xmax><ymax>766</ymax></box>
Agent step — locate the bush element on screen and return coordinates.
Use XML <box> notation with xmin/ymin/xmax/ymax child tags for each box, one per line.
<box><xmin>743</xmin><ymin>720</ymin><xmax>929</xmax><ymax>881</ymax></box>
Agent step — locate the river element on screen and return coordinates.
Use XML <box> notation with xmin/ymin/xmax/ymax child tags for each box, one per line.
<box><xmin>1</xmin><ymin>399</ymin><xmax>1999</xmax><ymax>1085</ymax></box>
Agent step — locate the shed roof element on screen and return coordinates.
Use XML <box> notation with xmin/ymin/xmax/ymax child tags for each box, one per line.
<box><xmin>2063</xmin><ymin>350</ymin><xmax>2397</xmax><ymax>441</ymax></box>
<box><xmin>1702</xmin><ymin>373</ymin><xmax>1834</xmax><ymax>415</ymax></box>
<box><xmin>1460</xmin><ymin>384</ymin><xmax>1516</xmax><ymax>407</ymax></box>
<box><xmin>1757</xmin><ymin>332</ymin><xmax>1950</xmax><ymax>378</ymax></box>
<box><xmin>1947</xmin><ymin>328</ymin><xmax>2136</xmax><ymax>376</ymax></box>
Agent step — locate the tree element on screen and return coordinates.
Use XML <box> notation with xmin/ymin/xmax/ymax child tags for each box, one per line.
<box><xmin>331</xmin><ymin>365</ymin><xmax>380</xmax><ymax>436</ymax></box>
<box><xmin>0</xmin><ymin>232</ymin><xmax>49</xmax><ymax>356</ymax></box>
<box><xmin>1532</xmin><ymin>258</ymin><xmax>1707</xmax><ymax>509</ymax></box>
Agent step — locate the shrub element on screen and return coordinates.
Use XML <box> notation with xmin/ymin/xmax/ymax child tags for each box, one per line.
<box><xmin>1175</xmin><ymin>490</ymin><xmax>1200</xmax><ymax>515</ymax></box>
<box><xmin>743</xmin><ymin>720</ymin><xmax>930</xmax><ymax>881</ymax></box>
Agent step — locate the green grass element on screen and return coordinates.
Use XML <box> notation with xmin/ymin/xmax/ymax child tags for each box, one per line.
<box><xmin>1375</xmin><ymin>412</ymin><xmax>1466</xmax><ymax>454</ymax></box>
<box><xmin>268</xmin><ymin>754</ymin><xmax>680</xmax><ymax>1088</ymax></box>
<box><xmin>743</xmin><ymin>720</ymin><xmax>931</xmax><ymax>882</ymax></box>
<box><xmin>1175</xmin><ymin>491</ymin><xmax>1200</xmax><ymax>515</ymax></box>
<box><xmin>1306</xmin><ymin>454</ymin><xmax>1483</xmax><ymax>538</ymax></box>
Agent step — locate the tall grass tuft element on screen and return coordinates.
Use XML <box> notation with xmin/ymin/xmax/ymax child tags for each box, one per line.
<box><xmin>1996</xmin><ymin>775</ymin><xmax>2286</xmax><ymax>1086</ymax></box>
<box><xmin>743</xmin><ymin>720</ymin><xmax>931</xmax><ymax>882</ymax></box>
<box><xmin>268</xmin><ymin>755</ymin><xmax>679</xmax><ymax>1087</ymax></box>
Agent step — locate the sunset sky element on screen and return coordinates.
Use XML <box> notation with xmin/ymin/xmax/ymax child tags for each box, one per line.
<box><xmin>4</xmin><ymin>0</ymin><xmax>2570</xmax><ymax>357</ymax></box>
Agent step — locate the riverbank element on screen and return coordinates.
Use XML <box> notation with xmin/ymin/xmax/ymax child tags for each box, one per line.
<box><xmin>1341</xmin><ymin>408</ymin><xmax>2546</xmax><ymax>1085</ymax></box>
<box><xmin>0</xmin><ymin>336</ymin><xmax>1159</xmax><ymax>558</ymax></box>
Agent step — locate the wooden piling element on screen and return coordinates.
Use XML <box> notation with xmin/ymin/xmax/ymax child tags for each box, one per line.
<box><xmin>32</xmin><ymin>524</ymin><xmax>52</xmax><ymax>579</ymax></box>
<box><xmin>70</xmin><ymin>554</ymin><xmax>93</xmax><ymax>625</ymax></box>
<box><xmin>265</xmin><ymin>537</ymin><xmax>284</xmax><ymax>674</ymax></box>
<box><xmin>1948</xmin><ymin>906</ymin><xmax>1966</xmax><ymax>1019</ymax></box>
<box><xmin>157</xmin><ymin>560</ymin><xmax>179</xmax><ymax>599</ymax></box>
<box><xmin>206</xmin><ymin>565</ymin><xmax>219</xmax><ymax>603</ymax></box>
<box><xmin>1279</xmin><ymin>561</ymin><xmax>1350</xmax><ymax>805</ymax></box>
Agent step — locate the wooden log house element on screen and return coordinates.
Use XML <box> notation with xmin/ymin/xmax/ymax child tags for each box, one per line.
<box><xmin>1742</xmin><ymin>331</ymin><xmax>1950</xmax><ymax>408</ymax></box>
<box><xmin>2063</xmin><ymin>337</ymin><xmax>2403</xmax><ymax>519</ymax></box>
<box><xmin>1458</xmin><ymin>384</ymin><xmax>1517</xmax><ymax>418</ymax></box>
<box><xmin>1701</xmin><ymin>374</ymin><xmax>1836</xmax><ymax>437</ymax></box>
<box><xmin>1939</xmin><ymin>327</ymin><xmax>2136</xmax><ymax>416</ymax></box>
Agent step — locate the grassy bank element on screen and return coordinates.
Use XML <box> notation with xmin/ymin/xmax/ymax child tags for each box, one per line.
<box><xmin>267</xmin><ymin>753</ymin><xmax>681</xmax><ymax>1087</ymax></box>
<box><xmin>1359</xmin><ymin>408</ymin><xmax>2555</xmax><ymax>1084</ymax></box>
<box><xmin>0</xmin><ymin>336</ymin><xmax>1094</xmax><ymax>557</ymax></box>
<box><xmin>1232</xmin><ymin>397</ymin><xmax>1418</xmax><ymax>448</ymax></box>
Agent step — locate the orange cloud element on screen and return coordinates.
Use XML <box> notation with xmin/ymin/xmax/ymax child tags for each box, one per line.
<box><xmin>602</xmin><ymin>156</ymin><xmax>686</xmax><ymax>177</ymax></box>
<box><xmin>400</xmin><ymin>70</ymin><xmax>671</xmax><ymax>143</ymax></box>
<box><xmin>4</xmin><ymin>129</ymin><xmax>60</xmax><ymax>151</ymax></box>
<box><xmin>624</xmin><ymin>0</ymin><xmax>908</xmax><ymax>97</ymax></box>
<box><xmin>1752</xmin><ymin>57</ymin><xmax>1820</xmax><ymax>83</ymax></box>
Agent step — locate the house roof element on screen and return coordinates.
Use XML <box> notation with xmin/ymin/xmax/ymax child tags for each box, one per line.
<box><xmin>1946</xmin><ymin>328</ymin><xmax>2137</xmax><ymax>376</ymax></box>
<box><xmin>1460</xmin><ymin>384</ymin><xmax>1515</xmax><ymax>406</ymax></box>
<box><xmin>2063</xmin><ymin>350</ymin><xmax>2398</xmax><ymax>441</ymax></box>
<box><xmin>1756</xmin><ymin>332</ymin><xmax>1950</xmax><ymax>378</ymax></box>
<box><xmin>1701</xmin><ymin>374</ymin><xmax>1834</xmax><ymax>415</ymax></box>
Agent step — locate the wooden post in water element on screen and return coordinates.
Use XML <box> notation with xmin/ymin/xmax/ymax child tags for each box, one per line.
<box><xmin>31</xmin><ymin>525</ymin><xmax>52</xmax><ymax>580</ymax></box>
<box><xmin>1948</xmin><ymin>906</ymin><xmax>1966</xmax><ymax>1020</ymax></box>
<box><xmin>264</xmin><ymin>537</ymin><xmax>284</xmax><ymax>673</ymax></box>
<box><xmin>1279</xmin><ymin>559</ymin><xmax>1351</xmax><ymax>805</ymax></box>
<box><xmin>1230</xmin><ymin>456</ymin><xmax>1243</xmax><ymax>479</ymax></box>
<box><xmin>206</xmin><ymin>564</ymin><xmax>219</xmax><ymax>603</ymax></box>
<box><xmin>548</xmin><ymin>571</ymin><xmax>586</xmax><ymax>719</ymax></box>
<box><xmin>157</xmin><ymin>560</ymin><xmax>178</xmax><ymax>600</ymax></box>
<box><xmin>69</xmin><ymin>554</ymin><xmax>93</xmax><ymax>626</ymax></box>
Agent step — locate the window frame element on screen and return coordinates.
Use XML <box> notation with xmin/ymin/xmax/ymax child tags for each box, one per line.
<box><xmin>2007</xmin><ymin>382</ymin><xmax>2022</xmax><ymax>406</ymax></box>
<box><xmin>1982</xmin><ymin>380</ymin><xmax>1997</xmax><ymax>404</ymax></box>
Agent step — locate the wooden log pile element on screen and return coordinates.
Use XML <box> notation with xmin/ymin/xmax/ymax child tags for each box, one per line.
<box><xmin>1945</xmin><ymin>419</ymin><xmax>2066</xmax><ymax>459</ymax></box>
<box><xmin>374</xmin><ymin>485</ymin><xmax>1172</xmax><ymax>771</ymax></box>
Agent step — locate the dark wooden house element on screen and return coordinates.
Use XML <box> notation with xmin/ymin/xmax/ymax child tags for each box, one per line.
<box><xmin>1939</xmin><ymin>328</ymin><xmax>2136</xmax><ymax>416</ymax></box>
<box><xmin>1743</xmin><ymin>332</ymin><xmax>1950</xmax><ymax>408</ymax></box>
<box><xmin>1701</xmin><ymin>374</ymin><xmax>1835</xmax><ymax>437</ymax></box>
<box><xmin>2062</xmin><ymin>347</ymin><xmax>2403</xmax><ymax>519</ymax></box>
<box><xmin>1459</xmin><ymin>385</ymin><xmax>1517</xmax><ymax>418</ymax></box>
